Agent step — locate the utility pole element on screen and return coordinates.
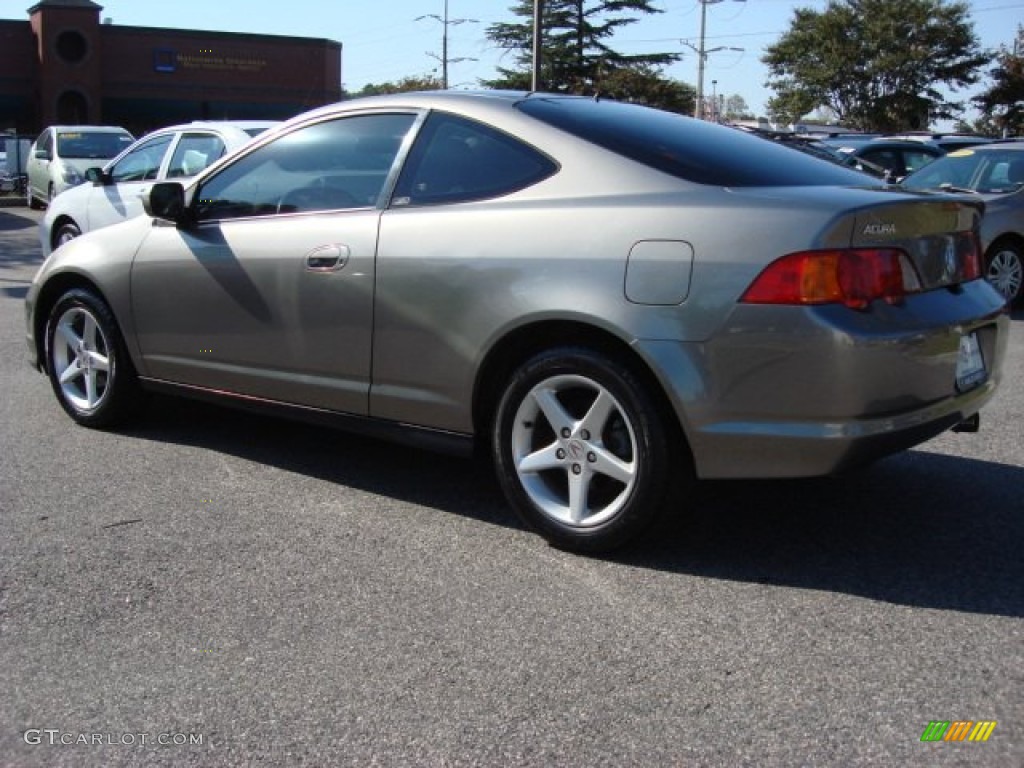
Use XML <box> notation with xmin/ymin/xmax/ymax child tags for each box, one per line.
<box><xmin>532</xmin><ymin>0</ymin><xmax>544</xmax><ymax>91</ymax></box>
<box><xmin>692</xmin><ymin>0</ymin><xmax>744</xmax><ymax>119</ymax></box>
<box><xmin>417</xmin><ymin>0</ymin><xmax>478</xmax><ymax>89</ymax></box>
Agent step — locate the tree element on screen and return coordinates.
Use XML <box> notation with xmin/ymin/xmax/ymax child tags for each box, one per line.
<box><xmin>485</xmin><ymin>1</ymin><xmax>680</xmax><ymax>100</ymax></box>
<box><xmin>973</xmin><ymin>26</ymin><xmax>1024</xmax><ymax>137</ymax></box>
<box><xmin>598</xmin><ymin>64</ymin><xmax>695</xmax><ymax>113</ymax></box>
<box><xmin>762</xmin><ymin>0</ymin><xmax>987</xmax><ymax>132</ymax></box>
<box><xmin>354</xmin><ymin>75</ymin><xmax>444</xmax><ymax>96</ymax></box>
<box><xmin>722</xmin><ymin>94</ymin><xmax>753</xmax><ymax>121</ymax></box>
<box><xmin>354</xmin><ymin>75</ymin><xmax>444</xmax><ymax>97</ymax></box>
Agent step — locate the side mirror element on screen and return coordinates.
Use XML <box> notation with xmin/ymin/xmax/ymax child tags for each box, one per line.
<box><xmin>144</xmin><ymin>182</ymin><xmax>189</xmax><ymax>226</ymax></box>
<box><xmin>84</xmin><ymin>167</ymin><xmax>109</xmax><ymax>185</ymax></box>
<box><xmin>34</xmin><ymin>148</ymin><xmax>50</xmax><ymax>160</ymax></box>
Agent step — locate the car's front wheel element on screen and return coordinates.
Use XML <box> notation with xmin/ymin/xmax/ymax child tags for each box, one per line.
<box><xmin>27</xmin><ymin>185</ymin><xmax>43</xmax><ymax>210</ymax></box>
<box><xmin>493</xmin><ymin>347</ymin><xmax>681</xmax><ymax>552</ymax></box>
<box><xmin>45</xmin><ymin>288</ymin><xmax>140</xmax><ymax>428</ymax></box>
<box><xmin>54</xmin><ymin>221</ymin><xmax>82</xmax><ymax>250</ymax></box>
<box><xmin>985</xmin><ymin>240</ymin><xmax>1023</xmax><ymax>306</ymax></box>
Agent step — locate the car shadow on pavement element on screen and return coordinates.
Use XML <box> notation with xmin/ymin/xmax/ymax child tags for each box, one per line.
<box><xmin>0</xmin><ymin>210</ymin><xmax>44</xmax><ymax>271</ymax></box>
<box><xmin>122</xmin><ymin>395</ymin><xmax>513</xmax><ymax>529</ymax></box>
<box><xmin>629</xmin><ymin>451</ymin><xmax>1024</xmax><ymax>619</ymax></box>
<box><xmin>123</xmin><ymin>395</ymin><xmax>1023</xmax><ymax>619</ymax></box>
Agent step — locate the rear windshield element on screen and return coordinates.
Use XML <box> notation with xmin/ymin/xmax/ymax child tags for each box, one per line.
<box><xmin>517</xmin><ymin>96</ymin><xmax>876</xmax><ymax>187</ymax></box>
<box><xmin>56</xmin><ymin>131</ymin><xmax>133</xmax><ymax>159</ymax></box>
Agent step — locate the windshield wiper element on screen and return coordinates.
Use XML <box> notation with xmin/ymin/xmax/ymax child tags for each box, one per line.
<box><xmin>937</xmin><ymin>183</ymin><xmax>979</xmax><ymax>195</ymax></box>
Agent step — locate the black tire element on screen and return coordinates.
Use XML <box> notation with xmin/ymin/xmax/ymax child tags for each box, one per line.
<box><xmin>44</xmin><ymin>288</ymin><xmax>140</xmax><ymax>428</ymax></box>
<box><xmin>493</xmin><ymin>346</ymin><xmax>681</xmax><ymax>553</ymax></box>
<box><xmin>984</xmin><ymin>240</ymin><xmax>1023</xmax><ymax>307</ymax></box>
<box><xmin>27</xmin><ymin>185</ymin><xmax>43</xmax><ymax>210</ymax></box>
<box><xmin>54</xmin><ymin>221</ymin><xmax>82</xmax><ymax>250</ymax></box>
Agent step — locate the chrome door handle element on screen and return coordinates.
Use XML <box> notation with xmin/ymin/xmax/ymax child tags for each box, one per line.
<box><xmin>305</xmin><ymin>244</ymin><xmax>350</xmax><ymax>272</ymax></box>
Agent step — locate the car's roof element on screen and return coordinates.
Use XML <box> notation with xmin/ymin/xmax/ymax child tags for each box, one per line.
<box><xmin>142</xmin><ymin>120</ymin><xmax>279</xmax><ymax>135</ymax></box>
<box><xmin>289</xmin><ymin>90</ymin><xmax>541</xmax><ymax>122</ymax></box>
<box><xmin>945</xmin><ymin>142</ymin><xmax>1024</xmax><ymax>153</ymax></box>
<box><xmin>45</xmin><ymin>125</ymin><xmax>133</xmax><ymax>133</ymax></box>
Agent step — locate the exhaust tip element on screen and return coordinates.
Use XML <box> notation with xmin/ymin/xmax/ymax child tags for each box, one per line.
<box><xmin>952</xmin><ymin>413</ymin><xmax>980</xmax><ymax>433</ymax></box>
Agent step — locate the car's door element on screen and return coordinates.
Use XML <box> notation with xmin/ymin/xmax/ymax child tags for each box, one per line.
<box><xmin>85</xmin><ymin>132</ymin><xmax>174</xmax><ymax>232</ymax></box>
<box><xmin>129</xmin><ymin>112</ymin><xmax>418</xmax><ymax>415</ymax></box>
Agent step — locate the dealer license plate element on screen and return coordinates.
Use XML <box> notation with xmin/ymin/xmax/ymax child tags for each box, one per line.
<box><xmin>956</xmin><ymin>333</ymin><xmax>986</xmax><ymax>392</ymax></box>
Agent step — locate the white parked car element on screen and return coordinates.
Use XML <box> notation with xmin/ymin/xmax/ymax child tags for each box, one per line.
<box><xmin>26</xmin><ymin>125</ymin><xmax>134</xmax><ymax>208</ymax></box>
<box><xmin>40</xmin><ymin>121</ymin><xmax>277</xmax><ymax>256</ymax></box>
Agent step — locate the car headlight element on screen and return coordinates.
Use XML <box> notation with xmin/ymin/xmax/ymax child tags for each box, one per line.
<box><xmin>61</xmin><ymin>166</ymin><xmax>84</xmax><ymax>186</ymax></box>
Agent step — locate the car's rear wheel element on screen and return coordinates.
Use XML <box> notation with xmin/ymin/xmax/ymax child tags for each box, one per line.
<box><xmin>45</xmin><ymin>288</ymin><xmax>140</xmax><ymax>428</ymax></box>
<box><xmin>985</xmin><ymin>240</ymin><xmax>1023</xmax><ymax>306</ymax></box>
<box><xmin>493</xmin><ymin>347</ymin><xmax>680</xmax><ymax>552</ymax></box>
<box><xmin>27</xmin><ymin>185</ymin><xmax>43</xmax><ymax>210</ymax></box>
<box><xmin>54</xmin><ymin>221</ymin><xmax>82</xmax><ymax>250</ymax></box>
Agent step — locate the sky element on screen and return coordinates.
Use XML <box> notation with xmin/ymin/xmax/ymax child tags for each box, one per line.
<box><xmin>9</xmin><ymin>0</ymin><xmax>1024</xmax><ymax>124</ymax></box>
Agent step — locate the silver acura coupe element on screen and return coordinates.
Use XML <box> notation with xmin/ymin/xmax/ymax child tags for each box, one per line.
<box><xmin>26</xmin><ymin>92</ymin><xmax>1010</xmax><ymax>552</ymax></box>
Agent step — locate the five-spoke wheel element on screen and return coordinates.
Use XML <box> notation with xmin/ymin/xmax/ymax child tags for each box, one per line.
<box><xmin>494</xmin><ymin>347</ymin><xmax>681</xmax><ymax>552</ymax></box>
<box><xmin>45</xmin><ymin>289</ymin><xmax>138</xmax><ymax>427</ymax></box>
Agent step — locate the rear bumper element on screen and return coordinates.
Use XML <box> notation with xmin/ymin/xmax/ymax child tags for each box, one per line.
<box><xmin>637</xmin><ymin>280</ymin><xmax>1010</xmax><ymax>479</ymax></box>
<box><xmin>686</xmin><ymin>378</ymin><xmax>996</xmax><ymax>478</ymax></box>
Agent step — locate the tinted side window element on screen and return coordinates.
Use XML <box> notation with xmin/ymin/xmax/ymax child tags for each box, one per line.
<box><xmin>166</xmin><ymin>133</ymin><xmax>227</xmax><ymax>178</ymax></box>
<box><xmin>902</xmin><ymin>150</ymin><xmax>938</xmax><ymax>174</ymax></box>
<box><xmin>195</xmin><ymin>113</ymin><xmax>416</xmax><ymax>222</ymax></box>
<box><xmin>393</xmin><ymin>112</ymin><xmax>557</xmax><ymax>206</ymax></box>
<box><xmin>518</xmin><ymin>97</ymin><xmax>873</xmax><ymax>187</ymax></box>
<box><xmin>110</xmin><ymin>134</ymin><xmax>174</xmax><ymax>182</ymax></box>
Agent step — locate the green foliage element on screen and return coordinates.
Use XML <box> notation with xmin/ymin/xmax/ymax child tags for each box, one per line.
<box><xmin>973</xmin><ymin>26</ymin><xmax>1024</xmax><ymax>136</ymax></box>
<box><xmin>598</xmin><ymin>65</ymin><xmax>695</xmax><ymax>114</ymax></box>
<box><xmin>723</xmin><ymin>94</ymin><xmax>753</xmax><ymax>121</ymax></box>
<box><xmin>484</xmin><ymin>0</ymin><xmax>686</xmax><ymax>110</ymax></box>
<box><xmin>354</xmin><ymin>75</ymin><xmax>444</xmax><ymax>97</ymax></box>
<box><xmin>763</xmin><ymin>0</ymin><xmax>987</xmax><ymax>131</ymax></box>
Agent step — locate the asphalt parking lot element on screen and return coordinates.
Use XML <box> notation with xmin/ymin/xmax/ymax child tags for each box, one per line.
<box><xmin>1</xmin><ymin>201</ymin><xmax>1022</xmax><ymax>767</ymax></box>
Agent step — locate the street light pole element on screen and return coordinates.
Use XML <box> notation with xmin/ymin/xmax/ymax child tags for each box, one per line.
<box><xmin>693</xmin><ymin>0</ymin><xmax>745</xmax><ymax>119</ymax></box>
<box><xmin>532</xmin><ymin>0</ymin><xmax>543</xmax><ymax>91</ymax></box>
<box><xmin>695</xmin><ymin>0</ymin><xmax>710</xmax><ymax>118</ymax></box>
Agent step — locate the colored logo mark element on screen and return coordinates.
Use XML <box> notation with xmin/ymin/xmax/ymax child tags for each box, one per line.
<box><xmin>920</xmin><ymin>720</ymin><xmax>997</xmax><ymax>742</ymax></box>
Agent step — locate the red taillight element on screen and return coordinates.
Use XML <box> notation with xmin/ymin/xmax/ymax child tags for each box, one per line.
<box><xmin>961</xmin><ymin>232</ymin><xmax>982</xmax><ymax>281</ymax></box>
<box><xmin>741</xmin><ymin>248</ymin><xmax>919</xmax><ymax>310</ymax></box>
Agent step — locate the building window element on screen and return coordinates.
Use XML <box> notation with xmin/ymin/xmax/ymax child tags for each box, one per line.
<box><xmin>56</xmin><ymin>30</ymin><xmax>88</xmax><ymax>64</ymax></box>
<box><xmin>56</xmin><ymin>91</ymin><xmax>88</xmax><ymax>123</ymax></box>
<box><xmin>154</xmin><ymin>48</ymin><xmax>177</xmax><ymax>73</ymax></box>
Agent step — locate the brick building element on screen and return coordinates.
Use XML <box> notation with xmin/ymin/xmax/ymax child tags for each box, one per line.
<box><xmin>0</xmin><ymin>0</ymin><xmax>343</xmax><ymax>136</ymax></box>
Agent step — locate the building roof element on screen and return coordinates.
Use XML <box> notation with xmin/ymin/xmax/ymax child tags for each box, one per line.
<box><xmin>27</xmin><ymin>0</ymin><xmax>103</xmax><ymax>13</ymax></box>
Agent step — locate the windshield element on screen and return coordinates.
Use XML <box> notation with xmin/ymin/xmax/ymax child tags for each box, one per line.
<box><xmin>517</xmin><ymin>96</ymin><xmax>876</xmax><ymax>187</ymax></box>
<box><xmin>56</xmin><ymin>131</ymin><xmax>134</xmax><ymax>159</ymax></box>
<box><xmin>901</xmin><ymin>148</ymin><xmax>1024</xmax><ymax>194</ymax></box>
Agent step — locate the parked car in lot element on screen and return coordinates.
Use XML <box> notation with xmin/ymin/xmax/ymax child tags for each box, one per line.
<box><xmin>820</xmin><ymin>136</ymin><xmax>945</xmax><ymax>181</ymax></box>
<box><xmin>40</xmin><ymin>121</ymin><xmax>278</xmax><ymax>256</ymax></box>
<box><xmin>885</xmin><ymin>132</ymin><xmax>995</xmax><ymax>152</ymax></box>
<box><xmin>734</xmin><ymin>127</ymin><xmax>888</xmax><ymax>178</ymax></box>
<box><xmin>901</xmin><ymin>143</ymin><xmax>1024</xmax><ymax>306</ymax></box>
<box><xmin>25</xmin><ymin>92</ymin><xmax>1009</xmax><ymax>552</ymax></box>
<box><xmin>26</xmin><ymin>125</ymin><xmax>134</xmax><ymax>208</ymax></box>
